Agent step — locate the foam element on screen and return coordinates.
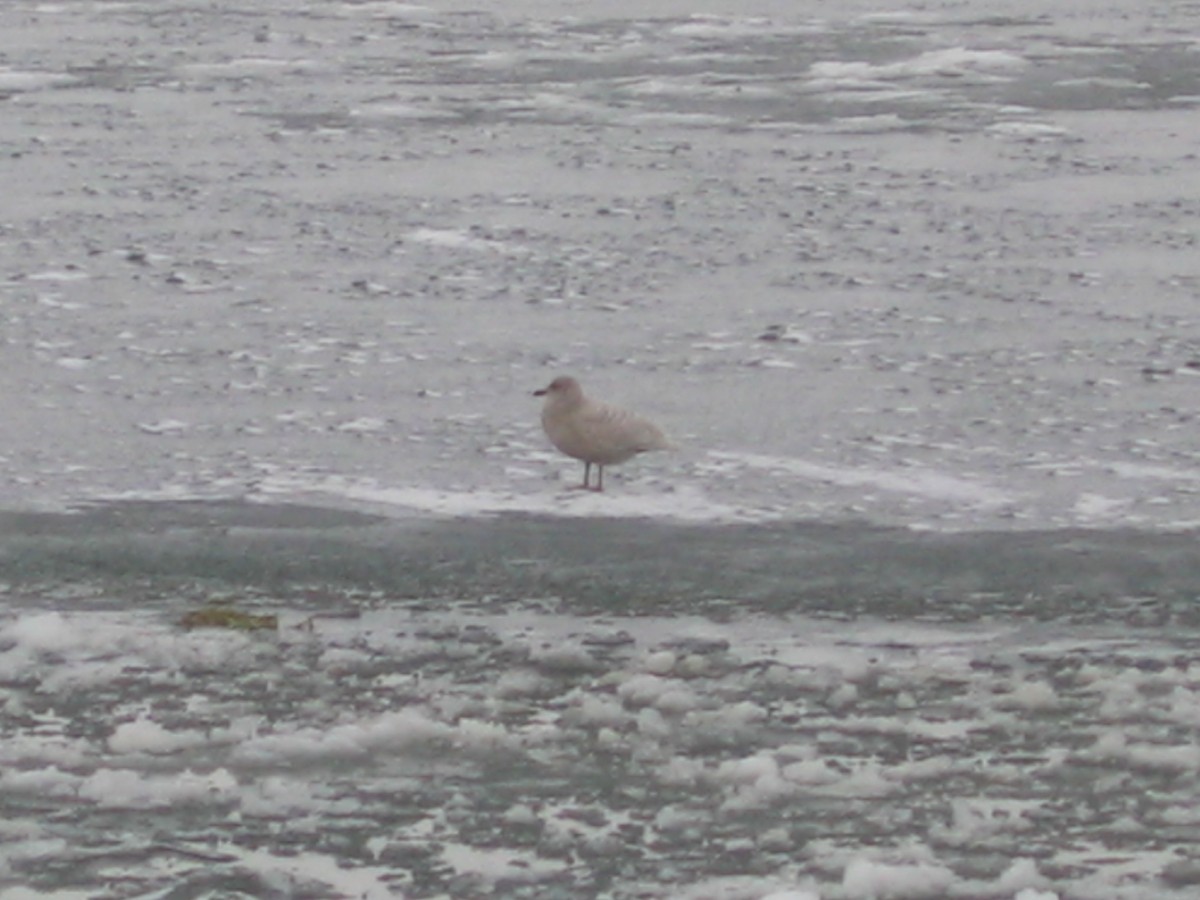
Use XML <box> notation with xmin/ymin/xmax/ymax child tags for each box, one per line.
<box><xmin>232</xmin><ymin>709</ymin><xmax>452</xmax><ymax>765</ymax></box>
<box><xmin>809</xmin><ymin>47</ymin><xmax>1027</xmax><ymax>88</ymax></box>
<box><xmin>842</xmin><ymin>857</ymin><xmax>956</xmax><ymax>898</ymax></box>
<box><xmin>78</xmin><ymin>768</ymin><xmax>238</xmax><ymax>809</ymax></box>
<box><xmin>108</xmin><ymin>717</ymin><xmax>210</xmax><ymax>755</ymax></box>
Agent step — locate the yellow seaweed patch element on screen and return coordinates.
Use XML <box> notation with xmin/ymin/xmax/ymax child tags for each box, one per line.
<box><xmin>180</xmin><ymin>606</ymin><xmax>278</xmax><ymax>632</ymax></box>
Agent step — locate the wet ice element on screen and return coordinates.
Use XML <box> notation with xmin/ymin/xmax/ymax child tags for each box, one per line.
<box><xmin>3</xmin><ymin>592</ymin><xmax>1200</xmax><ymax>897</ymax></box>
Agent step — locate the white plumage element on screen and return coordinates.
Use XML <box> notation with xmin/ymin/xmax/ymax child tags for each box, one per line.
<box><xmin>534</xmin><ymin>376</ymin><xmax>671</xmax><ymax>491</ymax></box>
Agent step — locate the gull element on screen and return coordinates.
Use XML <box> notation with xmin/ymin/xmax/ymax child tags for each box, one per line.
<box><xmin>534</xmin><ymin>375</ymin><xmax>671</xmax><ymax>492</ymax></box>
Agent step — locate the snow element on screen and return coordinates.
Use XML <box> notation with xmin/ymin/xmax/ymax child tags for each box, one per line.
<box><xmin>0</xmin><ymin>0</ymin><xmax>1198</xmax><ymax>534</ymax></box>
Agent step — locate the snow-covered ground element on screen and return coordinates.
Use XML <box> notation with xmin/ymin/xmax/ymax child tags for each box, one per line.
<box><xmin>2</xmin><ymin>0</ymin><xmax>1200</xmax><ymax>896</ymax></box>
<box><xmin>1</xmin><ymin>0</ymin><xmax>1199</xmax><ymax>529</ymax></box>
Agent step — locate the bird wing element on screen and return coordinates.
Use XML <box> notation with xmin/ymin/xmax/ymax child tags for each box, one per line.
<box><xmin>573</xmin><ymin>401</ymin><xmax>668</xmax><ymax>461</ymax></box>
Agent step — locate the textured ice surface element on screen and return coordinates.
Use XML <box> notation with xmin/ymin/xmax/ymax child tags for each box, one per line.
<box><xmin>1</xmin><ymin>0</ymin><xmax>1199</xmax><ymax>531</ymax></box>
<box><xmin>2</xmin><ymin>589</ymin><xmax>1198</xmax><ymax>898</ymax></box>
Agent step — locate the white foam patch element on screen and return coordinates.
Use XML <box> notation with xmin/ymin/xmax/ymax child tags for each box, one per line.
<box><xmin>178</xmin><ymin>58</ymin><xmax>322</xmax><ymax>77</ymax></box>
<box><xmin>1107</xmin><ymin>461</ymin><xmax>1200</xmax><ymax>482</ymax></box>
<box><xmin>842</xmin><ymin>857</ymin><xmax>957</xmax><ymax>898</ymax></box>
<box><xmin>78</xmin><ymin>767</ymin><xmax>238</xmax><ymax>809</ymax></box>
<box><xmin>809</xmin><ymin>47</ymin><xmax>1027</xmax><ymax>88</ymax></box>
<box><xmin>0</xmin><ymin>68</ymin><xmax>77</xmax><ymax>90</ymax></box>
<box><xmin>0</xmin><ymin>885</ymin><xmax>92</xmax><ymax>900</ymax></box>
<box><xmin>1088</xmin><ymin>732</ymin><xmax>1200</xmax><ymax>772</ymax></box>
<box><xmin>350</xmin><ymin>102</ymin><xmax>457</xmax><ymax>120</ymax></box>
<box><xmin>672</xmin><ymin>877</ymin><xmax>820</xmax><ymax>900</ymax></box>
<box><xmin>0</xmin><ymin>766</ymin><xmax>83</xmax><ymax>798</ymax></box>
<box><xmin>987</xmin><ymin>120</ymin><xmax>1073</xmax><ymax>140</ymax></box>
<box><xmin>108</xmin><ymin>717</ymin><xmax>211</xmax><ymax>755</ymax></box>
<box><xmin>1073</xmin><ymin>493</ymin><xmax>1130</xmax><ymax>520</ymax></box>
<box><xmin>710</xmin><ymin>451</ymin><xmax>1016</xmax><ymax>508</ymax></box>
<box><xmin>404</xmin><ymin>227</ymin><xmax>519</xmax><ymax>253</ymax></box>
<box><xmin>218</xmin><ymin>844</ymin><xmax>396</xmax><ymax>899</ymax></box>
<box><xmin>2</xmin><ymin>611</ymin><xmax>79</xmax><ymax>653</ymax></box>
<box><xmin>232</xmin><ymin>709</ymin><xmax>452</xmax><ymax>766</ymax></box>
<box><xmin>252</xmin><ymin>471</ymin><xmax>767</xmax><ymax>523</ymax></box>
<box><xmin>438</xmin><ymin>842</ymin><xmax>567</xmax><ymax>886</ymax></box>
<box><xmin>668</xmin><ymin>16</ymin><xmax>825</xmax><ymax>40</ymax></box>
<box><xmin>330</xmin><ymin>1</ymin><xmax>433</xmax><ymax>19</ymax></box>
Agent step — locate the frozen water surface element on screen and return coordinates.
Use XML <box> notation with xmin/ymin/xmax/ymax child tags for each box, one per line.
<box><xmin>2</xmin><ymin>0</ymin><xmax>1200</xmax><ymax>896</ymax></box>
<box><xmin>3</xmin><ymin>507</ymin><xmax>1200</xmax><ymax>899</ymax></box>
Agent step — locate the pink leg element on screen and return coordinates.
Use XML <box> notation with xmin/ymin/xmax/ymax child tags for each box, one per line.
<box><xmin>573</xmin><ymin>462</ymin><xmax>604</xmax><ymax>491</ymax></box>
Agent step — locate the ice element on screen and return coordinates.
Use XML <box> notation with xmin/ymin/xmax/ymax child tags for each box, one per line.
<box><xmin>996</xmin><ymin>679</ymin><xmax>1060</xmax><ymax>711</ymax></box>
<box><xmin>0</xmin><ymin>767</ymin><xmax>81</xmax><ymax>798</ymax></box>
<box><xmin>808</xmin><ymin>47</ymin><xmax>1027</xmax><ymax>89</ymax></box>
<box><xmin>664</xmin><ymin>875</ymin><xmax>821</xmax><ymax>900</ymax></box>
<box><xmin>708</xmin><ymin>451</ymin><xmax>1016</xmax><ymax>511</ymax></box>
<box><xmin>1089</xmin><ymin>732</ymin><xmax>1200</xmax><ymax>773</ymax></box>
<box><xmin>781</xmin><ymin>758</ymin><xmax>841</xmax><ymax>787</ymax></box>
<box><xmin>994</xmin><ymin>859</ymin><xmax>1053</xmax><ymax>895</ymax></box>
<box><xmin>668</xmin><ymin>16</ymin><xmax>822</xmax><ymax>40</ymax></box>
<box><xmin>443</xmin><ymin>844</ymin><xmax>566</xmax><ymax>887</ymax></box>
<box><xmin>3</xmin><ymin>611</ymin><xmax>77</xmax><ymax>653</ymax></box>
<box><xmin>256</xmin><ymin>476</ymin><xmax>764</xmax><ymax>523</ymax></box>
<box><xmin>218</xmin><ymin>845</ymin><xmax>397</xmax><ymax>900</ymax></box>
<box><xmin>715</xmin><ymin>753</ymin><xmax>795</xmax><ymax>809</ymax></box>
<box><xmin>238</xmin><ymin>775</ymin><xmax>319</xmax><ymax>817</ymax></box>
<box><xmin>406</xmin><ymin>227</ymin><xmax>512</xmax><ymax>252</ymax></box>
<box><xmin>0</xmin><ymin>886</ymin><xmax>90</xmax><ymax>900</ymax></box>
<box><xmin>0</xmin><ymin>68</ymin><xmax>77</xmax><ymax>91</ymax></box>
<box><xmin>617</xmin><ymin>672</ymin><xmax>677</xmax><ymax>706</ymax></box>
<box><xmin>0</xmin><ymin>598</ymin><xmax>1197</xmax><ymax>896</ymax></box>
<box><xmin>811</xmin><ymin>764</ymin><xmax>896</xmax><ymax>799</ymax></box>
<box><xmin>108</xmin><ymin>717</ymin><xmax>209</xmax><ymax>756</ymax></box>
<box><xmin>987</xmin><ymin>121</ymin><xmax>1073</xmax><ymax>141</ymax></box>
<box><xmin>841</xmin><ymin>857</ymin><xmax>956</xmax><ymax>899</ymax></box>
<box><xmin>177</xmin><ymin>58</ymin><xmax>322</xmax><ymax>78</ymax></box>
<box><xmin>232</xmin><ymin>709</ymin><xmax>452</xmax><ymax>765</ymax></box>
<box><xmin>78</xmin><ymin>767</ymin><xmax>238</xmax><ymax>809</ymax></box>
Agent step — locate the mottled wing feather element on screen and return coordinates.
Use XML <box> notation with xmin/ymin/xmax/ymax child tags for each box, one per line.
<box><xmin>577</xmin><ymin>404</ymin><xmax>650</xmax><ymax>463</ymax></box>
<box><xmin>545</xmin><ymin>400</ymin><xmax>668</xmax><ymax>465</ymax></box>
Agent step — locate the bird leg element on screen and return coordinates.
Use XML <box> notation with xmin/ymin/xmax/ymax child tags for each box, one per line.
<box><xmin>574</xmin><ymin>462</ymin><xmax>604</xmax><ymax>491</ymax></box>
<box><xmin>574</xmin><ymin>461</ymin><xmax>593</xmax><ymax>491</ymax></box>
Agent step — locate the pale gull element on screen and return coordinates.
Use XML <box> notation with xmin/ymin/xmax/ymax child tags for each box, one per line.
<box><xmin>534</xmin><ymin>375</ymin><xmax>671</xmax><ymax>492</ymax></box>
